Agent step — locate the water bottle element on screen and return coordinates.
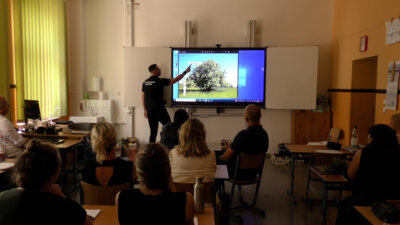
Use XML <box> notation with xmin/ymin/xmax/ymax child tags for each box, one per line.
<box><xmin>194</xmin><ymin>176</ymin><xmax>205</xmax><ymax>213</ymax></box>
<box><xmin>350</xmin><ymin>126</ymin><xmax>358</xmax><ymax>148</ymax></box>
<box><xmin>0</xmin><ymin>136</ymin><xmax>6</xmax><ymax>163</ymax></box>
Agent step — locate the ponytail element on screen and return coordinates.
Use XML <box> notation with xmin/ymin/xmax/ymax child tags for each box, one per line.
<box><xmin>91</xmin><ymin>122</ymin><xmax>117</xmax><ymax>164</ymax></box>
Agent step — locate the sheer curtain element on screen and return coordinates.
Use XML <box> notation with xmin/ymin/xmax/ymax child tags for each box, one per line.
<box><xmin>13</xmin><ymin>0</ymin><xmax>67</xmax><ymax>120</ymax></box>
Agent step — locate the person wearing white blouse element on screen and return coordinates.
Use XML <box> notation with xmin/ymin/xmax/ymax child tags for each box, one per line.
<box><xmin>0</xmin><ymin>96</ymin><xmax>25</xmax><ymax>157</ymax></box>
<box><xmin>169</xmin><ymin>118</ymin><xmax>216</xmax><ymax>183</ymax></box>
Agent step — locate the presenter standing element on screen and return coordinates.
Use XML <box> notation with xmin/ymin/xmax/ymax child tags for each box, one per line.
<box><xmin>142</xmin><ymin>64</ymin><xmax>191</xmax><ymax>143</ymax></box>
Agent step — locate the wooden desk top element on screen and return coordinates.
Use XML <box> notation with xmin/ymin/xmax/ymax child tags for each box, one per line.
<box><xmin>285</xmin><ymin>144</ymin><xmax>354</xmax><ymax>155</ymax></box>
<box><xmin>83</xmin><ymin>204</ymin><xmax>215</xmax><ymax>225</ymax></box>
<box><xmin>56</xmin><ymin>139</ymin><xmax>83</xmax><ymax>149</ymax></box>
<box><xmin>355</xmin><ymin>206</ymin><xmax>400</xmax><ymax>225</ymax></box>
<box><xmin>310</xmin><ymin>166</ymin><xmax>349</xmax><ymax>183</ymax></box>
<box><xmin>22</xmin><ymin>131</ymin><xmax>90</xmax><ymax>139</ymax></box>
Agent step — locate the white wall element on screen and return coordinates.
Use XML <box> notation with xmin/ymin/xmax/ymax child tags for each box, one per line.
<box><xmin>67</xmin><ymin>0</ymin><xmax>333</xmax><ymax>153</ymax></box>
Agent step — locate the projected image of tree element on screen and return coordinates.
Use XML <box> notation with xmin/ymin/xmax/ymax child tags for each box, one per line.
<box><xmin>179</xmin><ymin>59</ymin><xmax>238</xmax><ymax>98</ymax></box>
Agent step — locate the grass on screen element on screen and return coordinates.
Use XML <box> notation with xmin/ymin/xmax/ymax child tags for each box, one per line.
<box><xmin>178</xmin><ymin>88</ymin><xmax>237</xmax><ymax>98</ymax></box>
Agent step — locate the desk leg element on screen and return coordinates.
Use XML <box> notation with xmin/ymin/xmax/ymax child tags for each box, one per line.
<box><xmin>73</xmin><ymin>145</ymin><xmax>78</xmax><ymax>186</ymax></box>
<box><xmin>287</xmin><ymin>153</ymin><xmax>295</xmax><ymax>196</ymax></box>
<box><xmin>321</xmin><ymin>182</ymin><xmax>327</xmax><ymax>225</ymax></box>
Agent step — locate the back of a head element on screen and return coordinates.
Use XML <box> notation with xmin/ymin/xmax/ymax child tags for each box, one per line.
<box><xmin>13</xmin><ymin>140</ymin><xmax>60</xmax><ymax>189</ymax></box>
<box><xmin>178</xmin><ymin>118</ymin><xmax>209</xmax><ymax>157</ymax></box>
<box><xmin>148</xmin><ymin>64</ymin><xmax>157</xmax><ymax>73</ymax></box>
<box><xmin>136</xmin><ymin>143</ymin><xmax>170</xmax><ymax>190</ymax></box>
<box><xmin>245</xmin><ymin>104</ymin><xmax>261</xmax><ymax>122</ymax></box>
<box><xmin>390</xmin><ymin>113</ymin><xmax>400</xmax><ymax>131</ymax></box>
<box><xmin>91</xmin><ymin>122</ymin><xmax>117</xmax><ymax>164</ymax></box>
<box><xmin>173</xmin><ymin>109</ymin><xmax>189</xmax><ymax>127</ymax></box>
<box><xmin>368</xmin><ymin>124</ymin><xmax>399</xmax><ymax>153</ymax></box>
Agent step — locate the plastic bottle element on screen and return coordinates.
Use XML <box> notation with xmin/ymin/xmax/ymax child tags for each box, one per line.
<box><xmin>194</xmin><ymin>176</ymin><xmax>205</xmax><ymax>213</ymax></box>
<box><xmin>0</xmin><ymin>136</ymin><xmax>6</xmax><ymax>163</ymax></box>
<box><xmin>350</xmin><ymin>126</ymin><xmax>358</xmax><ymax>148</ymax></box>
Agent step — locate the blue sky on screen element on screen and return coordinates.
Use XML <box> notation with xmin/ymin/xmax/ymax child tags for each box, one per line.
<box><xmin>178</xmin><ymin>53</ymin><xmax>238</xmax><ymax>87</ymax></box>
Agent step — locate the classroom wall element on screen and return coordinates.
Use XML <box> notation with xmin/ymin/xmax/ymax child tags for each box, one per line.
<box><xmin>331</xmin><ymin>0</ymin><xmax>400</xmax><ymax>144</ymax></box>
<box><xmin>67</xmin><ymin>0</ymin><xmax>334</xmax><ymax>152</ymax></box>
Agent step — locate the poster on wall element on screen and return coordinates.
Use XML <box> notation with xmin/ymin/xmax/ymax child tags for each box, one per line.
<box><xmin>386</xmin><ymin>18</ymin><xmax>400</xmax><ymax>45</ymax></box>
<box><xmin>384</xmin><ymin>61</ymin><xmax>400</xmax><ymax>111</ymax></box>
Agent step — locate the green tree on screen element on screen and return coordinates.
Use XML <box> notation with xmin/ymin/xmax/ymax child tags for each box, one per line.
<box><xmin>187</xmin><ymin>60</ymin><xmax>227</xmax><ymax>91</ymax></box>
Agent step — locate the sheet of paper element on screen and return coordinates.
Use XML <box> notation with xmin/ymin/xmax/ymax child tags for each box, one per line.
<box><xmin>215</xmin><ymin>165</ymin><xmax>229</xmax><ymax>179</ymax></box>
<box><xmin>194</xmin><ymin>216</ymin><xmax>198</xmax><ymax>225</ymax></box>
<box><xmin>86</xmin><ymin>209</ymin><xmax>101</xmax><ymax>220</ymax></box>
<box><xmin>307</xmin><ymin>141</ymin><xmax>327</xmax><ymax>146</ymax></box>
<box><xmin>384</xmin><ymin>61</ymin><xmax>400</xmax><ymax>111</ymax></box>
<box><xmin>314</xmin><ymin>150</ymin><xmax>343</xmax><ymax>154</ymax></box>
<box><xmin>0</xmin><ymin>162</ymin><xmax>14</xmax><ymax>170</ymax></box>
<box><xmin>387</xmin><ymin>20</ymin><xmax>395</xmax><ymax>45</ymax></box>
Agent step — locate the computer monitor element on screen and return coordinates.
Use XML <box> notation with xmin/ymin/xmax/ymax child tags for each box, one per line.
<box><xmin>24</xmin><ymin>100</ymin><xmax>41</xmax><ymax>124</ymax></box>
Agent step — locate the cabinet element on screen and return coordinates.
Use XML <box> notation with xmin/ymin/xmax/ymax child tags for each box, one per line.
<box><xmin>291</xmin><ymin>111</ymin><xmax>332</xmax><ymax>144</ymax></box>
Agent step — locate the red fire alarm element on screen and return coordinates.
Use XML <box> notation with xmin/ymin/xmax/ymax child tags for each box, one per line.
<box><xmin>360</xmin><ymin>36</ymin><xmax>368</xmax><ymax>52</ymax></box>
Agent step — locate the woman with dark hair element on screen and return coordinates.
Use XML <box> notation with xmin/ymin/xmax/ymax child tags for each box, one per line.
<box><xmin>335</xmin><ymin>124</ymin><xmax>400</xmax><ymax>225</ymax></box>
<box><xmin>83</xmin><ymin>122</ymin><xmax>134</xmax><ymax>186</ymax></box>
<box><xmin>160</xmin><ymin>109</ymin><xmax>189</xmax><ymax>150</ymax></box>
<box><xmin>0</xmin><ymin>140</ymin><xmax>92</xmax><ymax>225</ymax></box>
<box><xmin>116</xmin><ymin>143</ymin><xmax>194</xmax><ymax>225</ymax></box>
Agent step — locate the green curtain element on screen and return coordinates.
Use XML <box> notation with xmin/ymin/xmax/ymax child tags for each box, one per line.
<box><xmin>0</xmin><ymin>0</ymin><xmax>10</xmax><ymax>109</ymax></box>
<box><xmin>13</xmin><ymin>0</ymin><xmax>67</xmax><ymax>120</ymax></box>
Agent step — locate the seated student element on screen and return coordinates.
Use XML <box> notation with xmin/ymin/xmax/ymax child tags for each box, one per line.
<box><xmin>389</xmin><ymin>113</ymin><xmax>400</xmax><ymax>144</ymax></box>
<box><xmin>82</xmin><ymin>122</ymin><xmax>134</xmax><ymax>186</ymax></box>
<box><xmin>160</xmin><ymin>109</ymin><xmax>189</xmax><ymax>150</ymax></box>
<box><xmin>169</xmin><ymin>118</ymin><xmax>216</xmax><ymax>183</ymax></box>
<box><xmin>116</xmin><ymin>143</ymin><xmax>195</xmax><ymax>225</ymax></box>
<box><xmin>219</xmin><ymin>104</ymin><xmax>269</xmax><ymax>176</ymax></box>
<box><xmin>0</xmin><ymin>140</ymin><xmax>92</xmax><ymax>225</ymax></box>
<box><xmin>0</xmin><ymin>96</ymin><xmax>25</xmax><ymax>157</ymax></box>
<box><xmin>335</xmin><ymin>124</ymin><xmax>400</xmax><ymax>225</ymax></box>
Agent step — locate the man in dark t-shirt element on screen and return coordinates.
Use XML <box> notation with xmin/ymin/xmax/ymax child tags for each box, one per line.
<box><xmin>219</xmin><ymin>104</ymin><xmax>269</xmax><ymax>175</ymax></box>
<box><xmin>142</xmin><ymin>64</ymin><xmax>191</xmax><ymax>142</ymax></box>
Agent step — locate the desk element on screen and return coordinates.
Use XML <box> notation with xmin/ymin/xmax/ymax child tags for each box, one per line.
<box><xmin>310</xmin><ymin>166</ymin><xmax>350</xmax><ymax>225</ymax></box>
<box><xmin>355</xmin><ymin>206</ymin><xmax>400</xmax><ymax>225</ymax></box>
<box><xmin>83</xmin><ymin>204</ymin><xmax>215</xmax><ymax>225</ymax></box>
<box><xmin>285</xmin><ymin>145</ymin><xmax>352</xmax><ymax>198</ymax></box>
<box><xmin>22</xmin><ymin>131</ymin><xmax>90</xmax><ymax>139</ymax></box>
<box><xmin>0</xmin><ymin>158</ymin><xmax>15</xmax><ymax>175</ymax></box>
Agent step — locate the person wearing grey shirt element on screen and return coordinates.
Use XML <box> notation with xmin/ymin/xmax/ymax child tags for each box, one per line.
<box><xmin>0</xmin><ymin>96</ymin><xmax>25</xmax><ymax>157</ymax></box>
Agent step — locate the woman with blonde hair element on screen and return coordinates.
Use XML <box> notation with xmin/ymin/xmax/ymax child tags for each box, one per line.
<box><xmin>169</xmin><ymin>118</ymin><xmax>216</xmax><ymax>183</ymax></box>
<box><xmin>83</xmin><ymin>122</ymin><xmax>134</xmax><ymax>186</ymax></box>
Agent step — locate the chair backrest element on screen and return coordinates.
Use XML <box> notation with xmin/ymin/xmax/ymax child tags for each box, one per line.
<box><xmin>327</xmin><ymin>128</ymin><xmax>341</xmax><ymax>143</ymax></box>
<box><xmin>312</xmin><ymin>153</ymin><xmax>341</xmax><ymax>166</ymax></box>
<box><xmin>173</xmin><ymin>182</ymin><xmax>214</xmax><ymax>203</ymax></box>
<box><xmin>232</xmin><ymin>152</ymin><xmax>266</xmax><ymax>182</ymax></box>
<box><xmin>80</xmin><ymin>181</ymin><xmax>131</xmax><ymax>205</ymax></box>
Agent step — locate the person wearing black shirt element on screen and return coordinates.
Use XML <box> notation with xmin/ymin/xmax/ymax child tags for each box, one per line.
<box><xmin>0</xmin><ymin>140</ymin><xmax>91</xmax><ymax>225</ymax></box>
<box><xmin>219</xmin><ymin>104</ymin><xmax>269</xmax><ymax>176</ymax></box>
<box><xmin>142</xmin><ymin>64</ymin><xmax>191</xmax><ymax>142</ymax></box>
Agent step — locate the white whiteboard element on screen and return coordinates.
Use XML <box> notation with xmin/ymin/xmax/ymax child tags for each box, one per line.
<box><xmin>124</xmin><ymin>47</ymin><xmax>171</xmax><ymax>107</ymax></box>
<box><xmin>266</xmin><ymin>46</ymin><xmax>318</xmax><ymax>109</ymax></box>
<box><xmin>124</xmin><ymin>46</ymin><xmax>318</xmax><ymax>109</ymax></box>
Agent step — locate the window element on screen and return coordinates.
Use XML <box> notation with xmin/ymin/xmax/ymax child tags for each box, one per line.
<box><xmin>7</xmin><ymin>0</ymin><xmax>68</xmax><ymax>121</ymax></box>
